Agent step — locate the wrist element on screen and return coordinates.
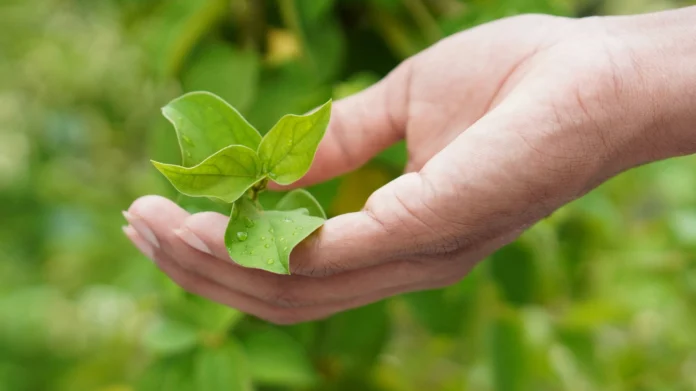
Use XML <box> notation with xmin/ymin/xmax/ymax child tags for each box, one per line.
<box><xmin>603</xmin><ymin>6</ymin><xmax>696</xmax><ymax>168</ymax></box>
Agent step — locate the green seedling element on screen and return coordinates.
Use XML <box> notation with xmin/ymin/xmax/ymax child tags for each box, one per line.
<box><xmin>153</xmin><ymin>91</ymin><xmax>331</xmax><ymax>274</ymax></box>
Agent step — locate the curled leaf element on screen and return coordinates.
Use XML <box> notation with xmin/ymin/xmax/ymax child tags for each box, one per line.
<box><xmin>276</xmin><ymin>189</ymin><xmax>327</xmax><ymax>219</ymax></box>
<box><xmin>225</xmin><ymin>197</ymin><xmax>324</xmax><ymax>274</ymax></box>
<box><xmin>152</xmin><ymin>145</ymin><xmax>263</xmax><ymax>203</ymax></box>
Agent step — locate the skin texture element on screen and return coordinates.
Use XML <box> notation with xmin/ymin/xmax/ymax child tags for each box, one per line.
<box><xmin>124</xmin><ymin>7</ymin><xmax>696</xmax><ymax>324</ymax></box>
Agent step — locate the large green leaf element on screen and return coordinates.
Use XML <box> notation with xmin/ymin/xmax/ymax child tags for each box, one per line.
<box><xmin>257</xmin><ymin>100</ymin><xmax>332</xmax><ymax>185</ymax></box>
<box><xmin>162</xmin><ymin>91</ymin><xmax>262</xmax><ymax>166</ymax></box>
<box><xmin>224</xmin><ymin>197</ymin><xmax>324</xmax><ymax>274</ymax></box>
<box><xmin>152</xmin><ymin>145</ymin><xmax>263</xmax><ymax>203</ymax></box>
<box><xmin>194</xmin><ymin>341</ymin><xmax>253</xmax><ymax>391</ymax></box>
<box><xmin>275</xmin><ymin>189</ymin><xmax>326</xmax><ymax>219</ymax></box>
<box><xmin>242</xmin><ymin>328</ymin><xmax>318</xmax><ymax>388</ymax></box>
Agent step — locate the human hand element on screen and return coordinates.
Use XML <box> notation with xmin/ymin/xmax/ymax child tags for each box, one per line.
<box><xmin>124</xmin><ymin>8</ymin><xmax>696</xmax><ymax>324</ymax></box>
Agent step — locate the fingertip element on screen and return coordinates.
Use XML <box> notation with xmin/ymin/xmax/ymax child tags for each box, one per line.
<box><xmin>181</xmin><ymin>211</ymin><xmax>231</xmax><ymax>260</ymax></box>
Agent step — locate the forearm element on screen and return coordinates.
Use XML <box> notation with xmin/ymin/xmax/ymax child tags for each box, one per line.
<box><xmin>607</xmin><ymin>6</ymin><xmax>696</xmax><ymax>166</ymax></box>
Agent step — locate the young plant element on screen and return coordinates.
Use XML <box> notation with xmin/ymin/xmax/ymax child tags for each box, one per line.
<box><xmin>152</xmin><ymin>91</ymin><xmax>331</xmax><ymax>274</ymax></box>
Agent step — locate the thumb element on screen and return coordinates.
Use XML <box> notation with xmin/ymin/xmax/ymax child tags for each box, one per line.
<box><xmin>270</xmin><ymin>61</ymin><xmax>413</xmax><ymax>190</ymax></box>
<box><xmin>288</xmin><ymin>172</ymin><xmax>436</xmax><ymax>276</ymax></box>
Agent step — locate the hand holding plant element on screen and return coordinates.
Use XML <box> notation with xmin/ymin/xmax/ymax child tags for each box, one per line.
<box><xmin>124</xmin><ymin>8</ymin><xmax>696</xmax><ymax>324</ymax></box>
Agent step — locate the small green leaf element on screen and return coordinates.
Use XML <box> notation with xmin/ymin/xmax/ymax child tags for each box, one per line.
<box><xmin>257</xmin><ymin>100</ymin><xmax>332</xmax><ymax>185</ymax></box>
<box><xmin>276</xmin><ymin>189</ymin><xmax>326</xmax><ymax>219</ymax></box>
<box><xmin>225</xmin><ymin>197</ymin><xmax>324</xmax><ymax>274</ymax></box>
<box><xmin>142</xmin><ymin>319</ymin><xmax>199</xmax><ymax>356</ymax></box>
<box><xmin>152</xmin><ymin>145</ymin><xmax>263</xmax><ymax>203</ymax></box>
<box><xmin>162</xmin><ymin>91</ymin><xmax>262</xmax><ymax>166</ymax></box>
<box><xmin>194</xmin><ymin>341</ymin><xmax>253</xmax><ymax>391</ymax></box>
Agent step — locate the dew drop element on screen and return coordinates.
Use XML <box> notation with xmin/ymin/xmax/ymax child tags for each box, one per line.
<box><xmin>268</xmin><ymin>228</ymin><xmax>274</xmax><ymax>234</ymax></box>
<box><xmin>185</xmin><ymin>151</ymin><xmax>192</xmax><ymax>158</ymax></box>
<box><xmin>270</xmin><ymin>237</ymin><xmax>275</xmax><ymax>242</ymax></box>
<box><xmin>283</xmin><ymin>218</ymin><xmax>293</xmax><ymax>223</ymax></box>
<box><xmin>279</xmin><ymin>237</ymin><xmax>286</xmax><ymax>242</ymax></box>
<box><xmin>269</xmin><ymin>172</ymin><xmax>278</xmax><ymax>179</ymax></box>
<box><xmin>267</xmin><ymin>259</ymin><xmax>274</xmax><ymax>265</ymax></box>
<box><xmin>283</xmin><ymin>247</ymin><xmax>288</xmax><ymax>252</ymax></box>
<box><xmin>264</xmin><ymin>244</ymin><xmax>270</xmax><ymax>248</ymax></box>
<box><xmin>182</xmin><ymin>135</ymin><xmax>194</xmax><ymax>145</ymax></box>
<box><xmin>250</xmin><ymin>250</ymin><xmax>255</xmax><ymax>255</ymax></box>
<box><xmin>292</xmin><ymin>232</ymin><xmax>297</xmax><ymax>236</ymax></box>
<box><xmin>261</xmin><ymin>236</ymin><xmax>266</xmax><ymax>240</ymax></box>
<box><xmin>236</xmin><ymin>231</ymin><xmax>248</xmax><ymax>241</ymax></box>
<box><xmin>243</xmin><ymin>217</ymin><xmax>255</xmax><ymax>228</ymax></box>
<box><xmin>297</xmin><ymin>226</ymin><xmax>304</xmax><ymax>231</ymax></box>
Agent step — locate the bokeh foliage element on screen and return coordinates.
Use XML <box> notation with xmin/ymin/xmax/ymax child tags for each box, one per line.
<box><xmin>2</xmin><ymin>0</ymin><xmax>696</xmax><ymax>390</ymax></box>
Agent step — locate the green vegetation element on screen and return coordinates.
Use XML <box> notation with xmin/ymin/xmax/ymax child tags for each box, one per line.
<box><xmin>2</xmin><ymin>0</ymin><xmax>696</xmax><ymax>390</ymax></box>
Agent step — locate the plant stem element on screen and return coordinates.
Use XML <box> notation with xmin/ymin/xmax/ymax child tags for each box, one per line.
<box><xmin>402</xmin><ymin>0</ymin><xmax>443</xmax><ymax>43</ymax></box>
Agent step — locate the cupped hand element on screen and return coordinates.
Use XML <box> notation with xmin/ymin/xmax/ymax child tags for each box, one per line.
<box><xmin>124</xmin><ymin>12</ymin><xmax>675</xmax><ymax>324</ymax></box>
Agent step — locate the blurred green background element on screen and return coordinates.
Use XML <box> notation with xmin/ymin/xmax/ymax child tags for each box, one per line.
<box><xmin>3</xmin><ymin>0</ymin><xmax>696</xmax><ymax>390</ymax></box>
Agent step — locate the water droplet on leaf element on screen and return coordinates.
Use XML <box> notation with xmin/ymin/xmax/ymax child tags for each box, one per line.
<box><xmin>279</xmin><ymin>237</ymin><xmax>285</xmax><ymax>242</ymax></box>
<box><xmin>185</xmin><ymin>151</ymin><xmax>192</xmax><ymax>158</ymax></box>
<box><xmin>236</xmin><ymin>232</ymin><xmax>248</xmax><ymax>241</ymax></box>
<box><xmin>261</xmin><ymin>236</ymin><xmax>266</xmax><ymax>240</ymax></box>
<box><xmin>182</xmin><ymin>135</ymin><xmax>193</xmax><ymax>145</ymax></box>
<box><xmin>267</xmin><ymin>259</ymin><xmax>274</xmax><ymax>265</ymax></box>
<box><xmin>283</xmin><ymin>218</ymin><xmax>293</xmax><ymax>223</ymax></box>
<box><xmin>268</xmin><ymin>228</ymin><xmax>274</xmax><ymax>234</ymax></box>
<box><xmin>264</xmin><ymin>244</ymin><xmax>270</xmax><ymax>248</ymax></box>
<box><xmin>283</xmin><ymin>247</ymin><xmax>288</xmax><ymax>251</ymax></box>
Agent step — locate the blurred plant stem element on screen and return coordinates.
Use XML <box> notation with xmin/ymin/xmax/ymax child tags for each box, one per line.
<box><xmin>369</xmin><ymin>6</ymin><xmax>422</xmax><ymax>59</ymax></box>
<box><xmin>402</xmin><ymin>0</ymin><xmax>443</xmax><ymax>43</ymax></box>
<box><xmin>231</xmin><ymin>0</ymin><xmax>267</xmax><ymax>51</ymax></box>
<box><xmin>278</xmin><ymin>0</ymin><xmax>308</xmax><ymax>59</ymax></box>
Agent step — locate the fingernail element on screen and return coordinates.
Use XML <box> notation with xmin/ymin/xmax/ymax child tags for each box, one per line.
<box><xmin>122</xmin><ymin>211</ymin><xmax>160</xmax><ymax>248</ymax></box>
<box><xmin>122</xmin><ymin>225</ymin><xmax>155</xmax><ymax>259</ymax></box>
<box><xmin>174</xmin><ymin>228</ymin><xmax>212</xmax><ymax>255</ymax></box>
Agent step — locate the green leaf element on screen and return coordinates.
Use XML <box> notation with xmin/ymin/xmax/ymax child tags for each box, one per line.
<box><xmin>142</xmin><ymin>319</ymin><xmax>199</xmax><ymax>356</ymax></box>
<box><xmin>162</xmin><ymin>91</ymin><xmax>262</xmax><ymax>166</ymax></box>
<box><xmin>152</xmin><ymin>145</ymin><xmax>263</xmax><ymax>203</ymax></box>
<box><xmin>276</xmin><ymin>189</ymin><xmax>326</xmax><ymax>219</ymax></box>
<box><xmin>224</xmin><ymin>197</ymin><xmax>324</xmax><ymax>274</ymax></box>
<box><xmin>194</xmin><ymin>341</ymin><xmax>253</xmax><ymax>391</ymax></box>
<box><xmin>489</xmin><ymin>310</ymin><xmax>530</xmax><ymax>391</ymax></box>
<box><xmin>257</xmin><ymin>100</ymin><xmax>332</xmax><ymax>185</ymax></box>
<box><xmin>242</xmin><ymin>328</ymin><xmax>318</xmax><ymax>388</ymax></box>
<box><xmin>136</xmin><ymin>355</ymin><xmax>196</xmax><ymax>391</ymax></box>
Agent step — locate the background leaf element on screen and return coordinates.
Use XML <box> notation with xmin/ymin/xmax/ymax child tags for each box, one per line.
<box><xmin>257</xmin><ymin>100</ymin><xmax>332</xmax><ymax>185</ymax></box>
<box><xmin>181</xmin><ymin>41</ymin><xmax>260</xmax><ymax>113</ymax></box>
<box><xmin>141</xmin><ymin>319</ymin><xmax>199</xmax><ymax>356</ymax></box>
<box><xmin>194</xmin><ymin>341</ymin><xmax>253</xmax><ymax>391</ymax></box>
<box><xmin>162</xmin><ymin>92</ymin><xmax>262</xmax><ymax>166</ymax></box>
<box><xmin>152</xmin><ymin>145</ymin><xmax>262</xmax><ymax>203</ymax></box>
<box><xmin>225</xmin><ymin>197</ymin><xmax>325</xmax><ymax>274</ymax></box>
<box><xmin>242</xmin><ymin>328</ymin><xmax>318</xmax><ymax>388</ymax></box>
